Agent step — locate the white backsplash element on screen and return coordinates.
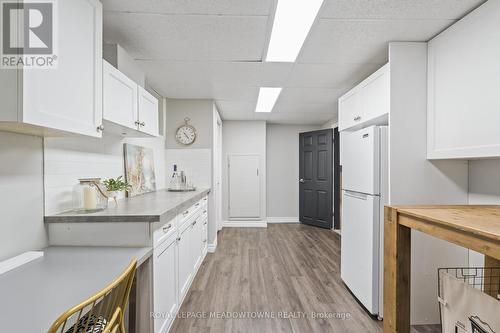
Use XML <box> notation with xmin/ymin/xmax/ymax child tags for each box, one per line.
<box><xmin>165</xmin><ymin>149</ymin><xmax>212</xmax><ymax>189</ymax></box>
<box><xmin>44</xmin><ymin>133</ymin><xmax>166</xmax><ymax>215</ymax></box>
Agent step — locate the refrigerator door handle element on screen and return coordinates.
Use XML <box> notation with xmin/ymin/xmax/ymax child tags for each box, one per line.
<box><xmin>343</xmin><ymin>190</ymin><xmax>368</xmax><ymax>200</ymax></box>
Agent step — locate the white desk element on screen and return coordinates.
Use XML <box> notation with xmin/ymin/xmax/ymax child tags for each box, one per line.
<box><xmin>0</xmin><ymin>246</ymin><xmax>152</xmax><ymax>333</ymax></box>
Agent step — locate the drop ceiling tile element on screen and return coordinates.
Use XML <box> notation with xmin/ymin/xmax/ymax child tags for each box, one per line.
<box><xmin>268</xmin><ymin>112</ymin><xmax>335</xmax><ymax>125</ymax></box>
<box><xmin>217</xmin><ymin>109</ymin><xmax>255</xmax><ymax>121</ymax></box>
<box><xmin>288</xmin><ymin>62</ymin><xmax>383</xmax><ymax>88</ymax></box>
<box><xmin>102</xmin><ymin>0</ymin><xmax>274</xmax><ymax>16</ymax></box>
<box><xmin>278</xmin><ymin>87</ymin><xmax>345</xmax><ymax>105</ymax></box>
<box><xmin>274</xmin><ymin>102</ymin><xmax>337</xmax><ymax>114</ymax></box>
<box><xmin>216</xmin><ymin>100</ymin><xmax>257</xmax><ymax>114</ymax></box>
<box><xmin>104</xmin><ymin>12</ymin><xmax>268</xmax><ymax>61</ymax></box>
<box><xmin>320</xmin><ymin>0</ymin><xmax>484</xmax><ymax>20</ymax></box>
<box><xmin>298</xmin><ymin>18</ymin><xmax>454</xmax><ymax>63</ymax></box>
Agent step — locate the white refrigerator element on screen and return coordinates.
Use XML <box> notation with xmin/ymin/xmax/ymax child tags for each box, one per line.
<box><xmin>340</xmin><ymin>125</ymin><xmax>388</xmax><ymax>318</ymax></box>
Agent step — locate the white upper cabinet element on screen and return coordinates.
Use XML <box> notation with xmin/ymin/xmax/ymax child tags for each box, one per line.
<box><xmin>339</xmin><ymin>64</ymin><xmax>389</xmax><ymax>132</ymax></box>
<box><xmin>138</xmin><ymin>86</ymin><xmax>160</xmax><ymax>136</ymax></box>
<box><xmin>103</xmin><ymin>63</ymin><xmax>159</xmax><ymax>137</ymax></box>
<box><xmin>103</xmin><ymin>60</ymin><xmax>138</xmax><ymax>131</ymax></box>
<box><xmin>0</xmin><ymin>0</ymin><xmax>103</xmax><ymax>138</ymax></box>
<box><xmin>427</xmin><ymin>1</ymin><xmax>500</xmax><ymax>159</ymax></box>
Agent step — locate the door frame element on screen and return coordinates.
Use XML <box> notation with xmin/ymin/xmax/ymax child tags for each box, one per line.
<box><xmin>334</xmin><ymin>127</ymin><xmax>341</xmax><ymax>230</ymax></box>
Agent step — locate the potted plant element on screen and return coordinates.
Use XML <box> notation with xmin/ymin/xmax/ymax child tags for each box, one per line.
<box><xmin>103</xmin><ymin>176</ymin><xmax>131</xmax><ymax>205</ymax></box>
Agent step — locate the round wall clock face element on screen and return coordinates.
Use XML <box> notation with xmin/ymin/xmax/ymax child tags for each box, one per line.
<box><xmin>176</xmin><ymin>124</ymin><xmax>196</xmax><ymax>145</ymax></box>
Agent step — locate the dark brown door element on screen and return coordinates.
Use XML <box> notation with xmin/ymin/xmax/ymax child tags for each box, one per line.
<box><xmin>299</xmin><ymin>129</ymin><xmax>333</xmax><ymax>229</ymax></box>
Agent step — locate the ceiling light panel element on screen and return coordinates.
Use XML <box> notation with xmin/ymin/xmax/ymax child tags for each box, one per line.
<box><xmin>266</xmin><ymin>0</ymin><xmax>324</xmax><ymax>62</ymax></box>
<box><xmin>255</xmin><ymin>87</ymin><xmax>282</xmax><ymax>112</ymax></box>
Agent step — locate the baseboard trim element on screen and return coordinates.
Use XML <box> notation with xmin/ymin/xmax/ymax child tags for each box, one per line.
<box><xmin>208</xmin><ymin>238</ymin><xmax>218</xmax><ymax>253</ymax></box>
<box><xmin>266</xmin><ymin>217</ymin><xmax>300</xmax><ymax>224</ymax></box>
<box><xmin>223</xmin><ymin>220</ymin><xmax>268</xmax><ymax>228</ymax></box>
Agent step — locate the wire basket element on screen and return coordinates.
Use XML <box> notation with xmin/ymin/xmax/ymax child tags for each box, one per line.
<box><xmin>438</xmin><ymin>267</ymin><xmax>500</xmax><ymax>333</ymax></box>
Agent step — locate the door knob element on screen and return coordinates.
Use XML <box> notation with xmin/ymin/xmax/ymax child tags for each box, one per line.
<box><xmin>299</xmin><ymin>179</ymin><xmax>305</xmax><ymax>183</ymax></box>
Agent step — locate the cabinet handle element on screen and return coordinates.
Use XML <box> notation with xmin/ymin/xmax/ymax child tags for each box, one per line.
<box><xmin>134</xmin><ymin>120</ymin><xmax>140</xmax><ymax>126</ymax></box>
<box><xmin>140</xmin><ymin>122</ymin><xmax>146</xmax><ymax>127</ymax></box>
<box><xmin>183</xmin><ymin>211</ymin><xmax>189</xmax><ymax>216</ymax></box>
<box><xmin>163</xmin><ymin>224</ymin><xmax>172</xmax><ymax>232</ymax></box>
<box><xmin>202</xmin><ymin>239</ymin><xmax>207</xmax><ymax>243</ymax></box>
<box><xmin>195</xmin><ymin>203</ymin><xmax>200</xmax><ymax>207</ymax></box>
<box><xmin>203</xmin><ymin>210</ymin><xmax>207</xmax><ymax>214</ymax></box>
<box><xmin>176</xmin><ymin>237</ymin><xmax>181</xmax><ymax>241</ymax></box>
<box><xmin>203</xmin><ymin>198</ymin><xmax>207</xmax><ymax>201</ymax></box>
<box><xmin>203</xmin><ymin>221</ymin><xmax>207</xmax><ymax>226</ymax></box>
<box><xmin>192</xmin><ymin>220</ymin><xmax>197</xmax><ymax>226</ymax></box>
<box><xmin>96</xmin><ymin>125</ymin><xmax>104</xmax><ymax>132</ymax></box>
<box><xmin>354</xmin><ymin>116</ymin><xmax>361</xmax><ymax>121</ymax></box>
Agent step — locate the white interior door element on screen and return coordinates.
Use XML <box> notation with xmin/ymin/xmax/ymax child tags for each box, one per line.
<box><xmin>340</xmin><ymin>191</ymin><xmax>380</xmax><ymax>315</ymax></box>
<box><xmin>228</xmin><ymin>155</ymin><xmax>260</xmax><ymax>219</ymax></box>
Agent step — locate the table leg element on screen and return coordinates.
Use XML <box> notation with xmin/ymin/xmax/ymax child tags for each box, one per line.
<box><xmin>484</xmin><ymin>256</ymin><xmax>500</xmax><ymax>299</ymax></box>
<box><xmin>384</xmin><ymin>207</ymin><xmax>411</xmax><ymax>333</ymax></box>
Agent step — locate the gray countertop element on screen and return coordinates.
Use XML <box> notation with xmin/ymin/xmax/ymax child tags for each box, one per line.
<box><xmin>44</xmin><ymin>188</ymin><xmax>210</xmax><ymax>223</ymax></box>
<box><xmin>0</xmin><ymin>246</ymin><xmax>152</xmax><ymax>333</ymax></box>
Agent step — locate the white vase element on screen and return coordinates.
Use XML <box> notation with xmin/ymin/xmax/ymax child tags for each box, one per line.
<box><xmin>107</xmin><ymin>191</ymin><xmax>121</xmax><ymax>205</ymax></box>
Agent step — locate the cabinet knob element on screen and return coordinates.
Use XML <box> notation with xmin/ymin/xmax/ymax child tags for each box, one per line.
<box><xmin>203</xmin><ymin>221</ymin><xmax>207</xmax><ymax>226</ymax></box>
<box><xmin>134</xmin><ymin>120</ymin><xmax>140</xmax><ymax>126</ymax></box>
<box><xmin>203</xmin><ymin>210</ymin><xmax>207</xmax><ymax>214</ymax></box>
<box><xmin>176</xmin><ymin>237</ymin><xmax>181</xmax><ymax>242</ymax></box>
<box><xmin>96</xmin><ymin>125</ymin><xmax>104</xmax><ymax>132</ymax></box>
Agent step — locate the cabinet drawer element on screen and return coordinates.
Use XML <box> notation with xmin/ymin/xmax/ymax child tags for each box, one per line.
<box><xmin>153</xmin><ymin>219</ymin><xmax>176</xmax><ymax>248</ymax></box>
<box><xmin>179</xmin><ymin>199</ymin><xmax>205</xmax><ymax>225</ymax></box>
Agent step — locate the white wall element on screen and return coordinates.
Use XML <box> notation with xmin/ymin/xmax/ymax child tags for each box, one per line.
<box><xmin>222</xmin><ymin>121</ymin><xmax>266</xmax><ymax>222</ymax></box>
<box><xmin>266</xmin><ymin>124</ymin><xmax>320</xmax><ymax>220</ymax></box>
<box><xmin>165</xmin><ymin>99</ymin><xmax>214</xmax><ymax>149</ymax></box>
<box><xmin>44</xmin><ymin>133</ymin><xmax>166</xmax><ymax>215</ymax></box>
<box><xmin>388</xmin><ymin>42</ymin><xmax>470</xmax><ymax>325</ymax></box>
<box><xmin>0</xmin><ymin>132</ymin><xmax>46</xmax><ymax>261</ymax></box>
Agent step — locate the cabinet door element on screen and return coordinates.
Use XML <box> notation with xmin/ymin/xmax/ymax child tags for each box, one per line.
<box><xmin>103</xmin><ymin>61</ymin><xmax>138</xmax><ymax>130</ymax></box>
<box><xmin>138</xmin><ymin>86</ymin><xmax>159</xmax><ymax>136</ymax></box>
<box><xmin>191</xmin><ymin>217</ymin><xmax>203</xmax><ymax>272</ymax></box>
<box><xmin>338</xmin><ymin>90</ymin><xmax>362</xmax><ymax>131</ymax></box>
<box><xmin>427</xmin><ymin>1</ymin><xmax>500</xmax><ymax>159</ymax></box>
<box><xmin>153</xmin><ymin>233</ymin><xmax>178</xmax><ymax>333</ymax></box>
<box><xmin>362</xmin><ymin>68</ymin><xmax>389</xmax><ymax>123</ymax></box>
<box><xmin>22</xmin><ymin>0</ymin><xmax>103</xmax><ymax>137</ymax></box>
<box><xmin>177</xmin><ymin>222</ymin><xmax>193</xmax><ymax>301</ymax></box>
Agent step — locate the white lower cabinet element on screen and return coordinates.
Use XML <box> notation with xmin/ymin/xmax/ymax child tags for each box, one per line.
<box><xmin>153</xmin><ymin>232</ymin><xmax>178</xmax><ymax>333</ymax></box>
<box><xmin>153</xmin><ymin>196</ymin><xmax>209</xmax><ymax>333</ymax></box>
<box><xmin>177</xmin><ymin>219</ymin><xmax>194</xmax><ymax>303</ymax></box>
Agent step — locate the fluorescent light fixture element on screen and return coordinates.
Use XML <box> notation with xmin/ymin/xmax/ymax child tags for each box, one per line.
<box><xmin>266</xmin><ymin>0</ymin><xmax>324</xmax><ymax>62</ymax></box>
<box><xmin>255</xmin><ymin>87</ymin><xmax>282</xmax><ymax>113</ymax></box>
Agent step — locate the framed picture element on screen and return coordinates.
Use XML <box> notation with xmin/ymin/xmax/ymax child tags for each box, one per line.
<box><xmin>124</xmin><ymin>144</ymin><xmax>156</xmax><ymax>197</ymax></box>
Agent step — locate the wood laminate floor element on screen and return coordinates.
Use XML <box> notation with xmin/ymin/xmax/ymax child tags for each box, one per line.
<box><xmin>171</xmin><ymin>224</ymin><xmax>440</xmax><ymax>333</ymax></box>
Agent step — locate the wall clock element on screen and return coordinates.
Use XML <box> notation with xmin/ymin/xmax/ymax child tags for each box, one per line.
<box><xmin>175</xmin><ymin>117</ymin><xmax>197</xmax><ymax>145</ymax></box>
